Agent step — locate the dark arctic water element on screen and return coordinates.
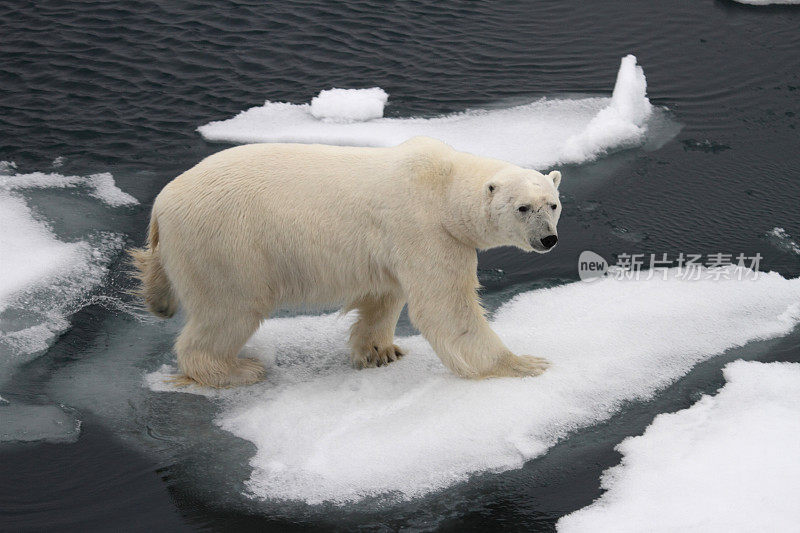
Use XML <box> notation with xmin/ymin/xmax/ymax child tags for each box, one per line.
<box><xmin>1</xmin><ymin>0</ymin><xmax>799</xmax><ymax>531</ymax></box>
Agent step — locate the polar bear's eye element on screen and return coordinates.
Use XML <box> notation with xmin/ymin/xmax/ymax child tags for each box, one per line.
<box><xmin>518</xmin><ymin>205</ymin><xmax>530</xmax><ymax>213</ymax></box>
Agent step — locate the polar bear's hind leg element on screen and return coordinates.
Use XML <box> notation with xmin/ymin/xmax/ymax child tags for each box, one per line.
<box><xmin>481</xmin><ymin>353</ymin><xmax>550</xmax><ymax>378</ymax></box>
<box><xmin>174</xmin><ymin>313</ymin><xmax>265</xmax><ymax>387</ymax></box>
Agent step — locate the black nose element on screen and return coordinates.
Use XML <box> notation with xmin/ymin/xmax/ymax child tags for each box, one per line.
<box><xmin>540</xmin><ymin>235</ymin><xmax>558</xmax><ymax>249</ymax></box>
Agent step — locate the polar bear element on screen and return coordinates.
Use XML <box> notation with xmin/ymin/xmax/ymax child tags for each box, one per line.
<box><xmin>131</xmin><ymin>137</ymin><xmax>562</xmax><ymax>387</ymax></box>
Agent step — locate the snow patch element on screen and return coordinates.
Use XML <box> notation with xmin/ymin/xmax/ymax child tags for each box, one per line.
<box><xmin>558</xmin><ymin>360</ymin><xmax>800</xmax><ymax>533</ymax></box>
<box><xmin>147</xmin><ymin>266</ymin><xmax>800</xmax><ymax>504</ymax></box>
<box><xmin>198</xmin><ymin>55</ymin><xmax>667</xmax><ymax>168</ymax></box>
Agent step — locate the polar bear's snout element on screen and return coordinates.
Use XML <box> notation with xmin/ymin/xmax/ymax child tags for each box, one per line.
<box><xmin>540</xmin><ymin>234</ymin><xmax>558</xmax><ymax>249</ymax></box>
<box><xmin>528</xmin><ymin>227</ymin><xmax>559</xmax><ymax>252</ymax></box>
<box><xmin>526</xmin><ymin>215</ymin><xmax>560</xmax><ymax>252</ymax></box>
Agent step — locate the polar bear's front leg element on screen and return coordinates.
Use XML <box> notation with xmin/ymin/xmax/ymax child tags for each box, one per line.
<box><xmin>401</xmin><ymin>264</ymin><xmax>549</xmax><ymax>379</ymax></box>
<box><xmin>347</xmin><ymin>291</ymin><xmax>406</xmax><ymax>368</ymax></box>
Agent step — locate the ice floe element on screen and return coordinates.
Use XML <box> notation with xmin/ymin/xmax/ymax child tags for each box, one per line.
<box><xmin>147</xmin><ymin>266</ymin><xmax>800</xmax><ymax>504</ymax></box>
<box><xmin>557</xmin><ymin>360</ymin><xmax>800</xmax><ymax>532</ymax></box>
<box><xmin>198</xmin><ymin>55</ymin><xmax>670</xmax><ymax>169</ymax></box>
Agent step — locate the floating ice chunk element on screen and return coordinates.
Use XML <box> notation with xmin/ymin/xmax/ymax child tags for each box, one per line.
<box><xmin>198</xmin><ymin>55</ymin><xmax>671</xmax><ymax>169</ymax></box>
<box><xmin>0</xmin><ymin>161</ymin><xmax>17</xmax><ymax>173</ymax></box>
<box><xmin>52</xmin><ymin>156</ymin><xmax>65</xmax><ymax>168</ymax></box>
<box><xmin>558</xmin><ymin>360</ymin><xmax>800</xmax><ymax>533</ymax></box>
<box><xmin>0</xmin><ymin>402</ymin><xmax>81</xmax><ymax>443</ymax></box>
<box><xmin>147</xmin><ymin>266</ymin><xmax>800</xmax><ymax>504</ymax></box>
<box><xmin>310</xmin><ymin>87</ymin><xmax>388</xmax><ymax>122</ymax></box>
<box><xmin>85</xmin><ymin>172</ymin><xmax>139</xmax><ymax>207</ymax></box>
<box><xmin>559</xmin><ymin>55</ymin><xmax>652</xmax><ymax>163</ymax></box>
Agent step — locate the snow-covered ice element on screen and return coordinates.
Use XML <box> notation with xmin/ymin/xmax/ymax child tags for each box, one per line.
<box><xmin>198</xmin><ymin>55</ymin><xmax>670</xmax><ymax>169</ymax></box>
<box><xmin>558</xmin><ymin>360</ymin><xmax>800</xmax><ymax>533</ymax></box>
<box><xmin>147</xmin><ymin>266</ymin><xmax>800</xmax><ymax>504</ymax></box>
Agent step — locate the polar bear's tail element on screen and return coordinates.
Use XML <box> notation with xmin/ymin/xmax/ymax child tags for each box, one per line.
<box><xmin>128</xmin><ymin>214</ymin><xmax>177</xmax><ymax>318</ymax></box>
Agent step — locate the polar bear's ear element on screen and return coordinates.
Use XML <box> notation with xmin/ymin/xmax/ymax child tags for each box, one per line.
<box><xmin>548</xmin><ymin>170</ymin><xmax>562</xmax><ymax>189</ymax></box>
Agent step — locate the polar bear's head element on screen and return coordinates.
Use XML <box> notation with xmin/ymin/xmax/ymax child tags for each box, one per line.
<box><xmin>482</xmin><ymin>168</ymin><xmax>562</xmax><ymax>253</ymax></box>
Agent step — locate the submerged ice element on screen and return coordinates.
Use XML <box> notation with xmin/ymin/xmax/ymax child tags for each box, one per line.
<box><xmin>0</xmin><ymin>403</ymin><xmax>81</xmax><ymax>444</ymax></box>
<box><xmin>147</xmin><ymin>267</ymin><xmax>800</xmax><ymax>504</ymax></box>
<box><xmin>198</xmin><ymin>55</ymin><xmax>667</xmax><ymax>169</ymax></box>
<box><xmin>557</xmin><ymin>361</ymin><xmax>800</xmax><ymax>532</ymax></box>
<box><xmin>768</xmin><ymin>227</ymin><xmax>800</xmax><ymax>255</ymax></box>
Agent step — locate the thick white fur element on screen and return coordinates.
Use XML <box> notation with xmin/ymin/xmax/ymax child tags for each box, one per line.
<box><xmin>135</xmin><ymin>137</ymin><xmax>563</xmax><ymax>387</ymax></box>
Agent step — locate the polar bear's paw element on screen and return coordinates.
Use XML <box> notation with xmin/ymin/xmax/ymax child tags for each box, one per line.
<box><xmin>178</xmin><ymin>356</ymin><xmax>266</xmax><ymax>388</ymax></box>
<box><xmin>483</xmin><ymin>354</ymin><xmax>550</xmax><ymax>378</ymax></box>
<box><xmin>352</xmin><ymin>343</ymin><xmax>405</xmax><ymax>369</ymax></box>
<box><xmin>225</xmin><ymin>357</ymin><xmax>267</xmax><ymax>386</ymax></box>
